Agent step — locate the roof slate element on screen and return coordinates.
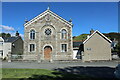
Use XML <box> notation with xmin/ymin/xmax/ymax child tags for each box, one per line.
<box><xmin>73</xmin><ymin>42</ymin><xmax>83</xmax><ymax>47</ymax></box>
<box><xmin>3</xmin><ymin>36</ymin><xmax>20</xmax><ymax>43</ymax></box>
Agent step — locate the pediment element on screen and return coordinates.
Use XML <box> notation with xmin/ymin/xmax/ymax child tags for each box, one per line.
<box><xmin>24</xmin><ymin>9</ymin><xmax>73</xmax><ymax>27</ymax></box>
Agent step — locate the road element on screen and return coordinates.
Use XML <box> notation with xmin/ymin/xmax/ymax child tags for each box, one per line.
<box><xmin>2</xmin><ymin>60</ymin><xmax>120</xmax><ymax>79</ymax></box>
<box><xmin>2</xmin><ymin>60</ymin><xmax>120</xmax><ymax>70</ymax></box>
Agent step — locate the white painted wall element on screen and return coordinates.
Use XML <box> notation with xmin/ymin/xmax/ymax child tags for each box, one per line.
<box><xmin>0</xmin><ymin>37</ymin><xmax>4</xmax><ymax>58</ymax></box>
<box><xmin>73</xmin><ymin>50</ymin><xmax>78</xmax><ymax>59</ymax></box>
<box><xmin>3</xmin><ymin>43</ymin><xmax>11</xmax><ymax>59</ymax></box>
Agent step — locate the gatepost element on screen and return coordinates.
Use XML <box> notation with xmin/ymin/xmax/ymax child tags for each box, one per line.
<box><xmin>8</xmin><ymin>52</ymin><xmax>11</xmax><ymax>62</ymax></box>
<box><xmin>38</xmin><ymin>53</ymin><xmax>42</xmax><ymax>63</ymax></box>
<box><xmin>50</xmin><ymin>52</ymin><xmax>53</xmax><ymax>63</ymax></box>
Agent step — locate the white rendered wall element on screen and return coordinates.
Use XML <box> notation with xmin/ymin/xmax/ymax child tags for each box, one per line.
<box><xmin>3</xmin><ymin>43</ymin><xmax>11</xmax><ymax>59</ymax></box>
<box><xmin>73</xmin><ymin>50</ymin><xmax>78</xmax><ymax>59</ymax></box>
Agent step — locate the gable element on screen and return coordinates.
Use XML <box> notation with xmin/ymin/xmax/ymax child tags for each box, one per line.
<box><xmin>13</xmin><ymin>36</ymin><xmax>23</xmax><ymax>44</ymax></box>
<box><xmin>24</xmin><ymin>9</ymin><xmax>73</xmax><ymax>27</ymax></box>
<box><xmin>83</xmin><ymin>30</ymin><xmax>112</xmax><ymax>44</ymax></box>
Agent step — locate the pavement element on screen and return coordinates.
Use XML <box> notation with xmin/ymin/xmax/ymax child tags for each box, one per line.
<box><xmin>1</xmin><ymin>60</ymin><xmax>120</xmax><ymax>70</ymax></box>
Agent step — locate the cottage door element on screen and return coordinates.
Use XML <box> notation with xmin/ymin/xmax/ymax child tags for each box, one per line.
<box><xmin>44</xmin><ymin>46</ymin><xmax>52</xmax><ymax>60</ymax></box>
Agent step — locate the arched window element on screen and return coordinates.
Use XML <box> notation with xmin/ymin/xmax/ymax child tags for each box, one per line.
<box><xmin>30</xmin><ymin>30</ymin><xmax>35</xmax><ymax>40</ymax></box>
<box><xmin>61</xmin><ymin>29</ymin><xmax>67</xmax><ymax>39</ymax></box>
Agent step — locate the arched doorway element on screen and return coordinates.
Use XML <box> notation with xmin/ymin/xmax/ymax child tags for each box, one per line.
<box><xmin>44</xmin><ymin>46</ymin><xmax>52</xmax><ymax>60</ymax></box>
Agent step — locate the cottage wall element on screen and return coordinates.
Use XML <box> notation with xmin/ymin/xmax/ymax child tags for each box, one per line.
<box><xmin>83</xmin><ymin>33</ymin><xmax>111</xmax><ymax>61</ymax></box>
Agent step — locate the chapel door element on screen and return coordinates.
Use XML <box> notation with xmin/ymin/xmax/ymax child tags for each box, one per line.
<box><xmin>44</xmin><ymin>46</ymin><xmax>52</xmax><ymax>60</ymax></box>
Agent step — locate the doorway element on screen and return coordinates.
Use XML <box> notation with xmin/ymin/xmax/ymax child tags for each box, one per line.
<box><xmin>44</xmin><ymin>46</ymin><xmax>52</xmax><ymax>60</ymax></box>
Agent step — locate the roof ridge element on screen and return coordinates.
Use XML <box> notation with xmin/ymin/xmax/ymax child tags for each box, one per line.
<box><xmin>83</xmin><ymin>30</ymin><xmax>112</xmax><ymax>44</ymax></box>
<box><xmin>24</xmin><ymin>9</ymin><xmax>72</xmax><ymax>27</ymax></box>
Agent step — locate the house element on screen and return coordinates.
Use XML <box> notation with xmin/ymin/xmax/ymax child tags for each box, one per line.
<box><xmin>111</xmin><ymin>38</ymin><xmax>118</xmax><ymax>50</ymax></box>
<box><xmin>0</xmin><ymin>37</ymin><xmax>4</xmax><ymax>58</ymax></box>
<box><xmin>73</xmin><ymin>41</ymin><xmax>83</xmax><ymax>59</ymax></box>
<box><xmin>0</xmin><ymin>31</ymin><xmax>23</xmax><ymax>59</ymax></box>
<box><xmin>24</xmin><ymin>7</ymin><xmax>73</xmax><ymax>61</ymax></box>
<box><xmin>82</xmin><ymin>30</ymin><xmax>112</xmax><ymax>61</ymax></box>
<box><xmin>0</xmin><ymin>37</ymin><xmax>11</xmax><ymax>59</ymax></box>
<box><xmin>111</xmin><ymin>38</ymin><xmax>119</xmax><ymax>59</ymax></box>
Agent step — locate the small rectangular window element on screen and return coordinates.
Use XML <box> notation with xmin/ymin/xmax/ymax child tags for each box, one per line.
<box><xmin>61</xmin><ymin>44</ymin><xmax>67</xmax><ymax>52</ymax></box>
<box><xmin>30</xmin><ymin>44</ymin><xmax>35</xmax><ymax>52</ymax></box>
<box><xmin>87</xmin><ymin>48</ymin><xmax>91</xmax><ymax>50</ymax></box>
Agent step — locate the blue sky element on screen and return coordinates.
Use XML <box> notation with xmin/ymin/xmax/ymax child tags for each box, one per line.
<box><xmin>1</xmin><ymin>2</ymin><xmax>118</xmax><ymax>38</ymax></box>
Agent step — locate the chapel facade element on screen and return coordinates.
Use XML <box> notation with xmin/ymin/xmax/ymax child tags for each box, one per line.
<box><xmin>24</xmin><ymin>8</ymin><xmax>73</xmax><ymax>61</ymax></box>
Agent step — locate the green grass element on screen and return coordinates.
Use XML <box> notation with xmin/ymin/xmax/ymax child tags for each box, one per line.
<box><xmin>1</xmin><ymin>68</ymin><xmax>106</xmax><ymax>80</ymax></box>
<box><xmin>2</xmin><ymin>68</ymin><xmax>57</xmax><ymax>78</ymax></box>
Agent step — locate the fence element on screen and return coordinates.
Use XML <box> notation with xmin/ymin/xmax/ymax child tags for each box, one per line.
<box><xmin>10</xmin><ymin>55</ymin><xmax>38</xmax><ymax>61</ymax></box>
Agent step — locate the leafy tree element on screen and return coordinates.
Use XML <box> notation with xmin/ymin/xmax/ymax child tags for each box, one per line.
<box><xmin>6</xmin><ymin>33</ymin><xmax>11</xmax><ymax>37</ymax></box>
<box><xmin>1</xmin><ymin>33</ymin><xmax>11</xmax><ymax>38</ymax></box>
<box><xmin>0</xmin><ymin>33</ymin><xmax>1</xmax><ymax>37</ymax></box>
<box><xmin>1</xmin><ymin>33</ymin><xmax>6</xmax><ymax>38</ymax></box>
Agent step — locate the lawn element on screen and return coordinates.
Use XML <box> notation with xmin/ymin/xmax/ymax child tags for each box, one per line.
<box><xmin>1</xmin><ymin>68</ymin><xmax>109</xmax><ymax>80</ymax></box>
<box><xmin>2</xmin><ymin>68</ymin><xmax>57</xmax><ymax>78</ymax></box>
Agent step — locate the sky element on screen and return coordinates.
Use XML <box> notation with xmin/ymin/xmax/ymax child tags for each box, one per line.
<box><xmin>1</xmin><ymin>2</ymin><xmax>118</xmax><ymax>38</ymax></box>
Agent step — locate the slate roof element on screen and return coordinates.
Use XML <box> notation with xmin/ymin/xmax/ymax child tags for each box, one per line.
<box><xmin>73</xmin><ymin>42</ymin><xmax>83</xmax><ymax>47</ymax></box>
<box><xmin>3</xmin><ymin>36</ymin><xmax>20</xmax><ymax>43</ymax></box>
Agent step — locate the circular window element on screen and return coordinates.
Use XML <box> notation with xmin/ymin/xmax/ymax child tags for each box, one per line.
<box><xmin>45</xmin><ymin>28</ymin><xmax>52</xmax><ymax>35</ymax></box>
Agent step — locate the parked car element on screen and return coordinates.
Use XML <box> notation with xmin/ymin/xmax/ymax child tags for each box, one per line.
<box><xmin>114</xmin><ymin>64</ymin><xmax>120</xmax><ymax>79</ymax></box>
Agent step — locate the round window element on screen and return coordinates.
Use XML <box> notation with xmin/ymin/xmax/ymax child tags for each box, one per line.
<box><xmin>45</xmin><ymin>28</ymin><xmax>52</xmax><ymax>35</ymax></box>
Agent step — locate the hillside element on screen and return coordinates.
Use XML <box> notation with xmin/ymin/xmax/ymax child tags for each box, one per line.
<box><xmin>73</xmin><ymin>34</ymin><xmax>89</xmax><ymax>41</ymax></box>
<box><xmin>104</xmin><ymin>32</ymin><xmax>120</xmax><ymax>41</ymax></box>
<box><xmin>73</xmin><ymin>32</ymin><xmax>120</xmax><ymax>41</ymax></box>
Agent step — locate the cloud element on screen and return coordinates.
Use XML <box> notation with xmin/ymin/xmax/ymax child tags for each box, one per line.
<box><xmin>0</xmin><ymin>25</ymin><xmax>24</xmax><ymax>39</ymax></box>
<box><xmin>0</xmin><ymin>27</ymin><xmax>2</xmax><ymax>33</ymax></box>
<box><xmin>20</xmin><ymin>33</ymin><xmax>24</xmax><ymax>39</ymax></box>
<box><xmin>0</xmin><ymin>25</ymin><xmax>15</xmax><ymax>31</ymax></box>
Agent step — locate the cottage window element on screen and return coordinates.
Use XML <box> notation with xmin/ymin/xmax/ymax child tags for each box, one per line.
<box><xmin>30</xmin><ymin>44</ymin><xmax>35</xmax><ymax>52</ymax></box>
<box><xmin>61</xmin><ymin>29</ymin><xmax>67</xmax><ymax>39</ymax></box>
<box><xmin>30</xmin><ymin>30</ymin><xmax>35</xmax><ymax>40</ymax></box>
<box><xmin>87</xmin><ymin>48</ymin><xmax>91</xmax><ymax>50</ymax></box>
<box><xmin>61</xmin><ymin>44</ymin><xmax>67</xmax><ymax>52</ymax></box>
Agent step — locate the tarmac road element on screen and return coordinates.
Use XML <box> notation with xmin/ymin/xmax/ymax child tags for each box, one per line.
<box><xmin>2</xmin><ymin>60</ymin><xmax>120</xmax><ymax>70</ymax></box>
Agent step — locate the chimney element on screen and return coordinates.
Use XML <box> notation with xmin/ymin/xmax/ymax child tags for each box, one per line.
<box><xmin>90</xmin><ymin>29</ymin><xmax>94</xmax><ymax>35</ymax></box>
<box><xmin>16</xmin><ymin>31</ymin><xmax>19</xmax><ymax>37</ymax></box>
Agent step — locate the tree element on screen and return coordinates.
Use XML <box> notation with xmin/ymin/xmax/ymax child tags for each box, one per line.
<box><xmin>6</xmin><ymin>33</ymin><xmax>11</xmax><ymax>37</ymax></box>
<box><xmin>116</xmin><ymin>42</ymin><xmax>120</xmax><ymax>57</ymax></box>
<box><xmin>1</xmin><ymin>33</ymin><xmax>6</xmax><ymax>38</ymax></box>
<box><xmin>1</xmin><ymin>33</ymin><xmax>11</xmax><ymax>38</ymax></box>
